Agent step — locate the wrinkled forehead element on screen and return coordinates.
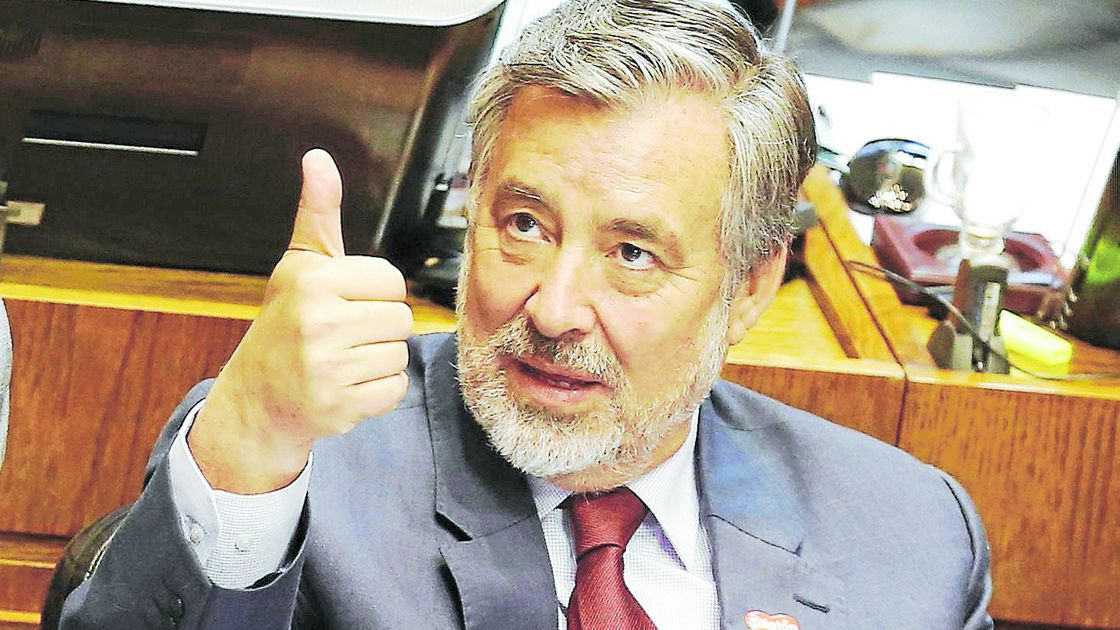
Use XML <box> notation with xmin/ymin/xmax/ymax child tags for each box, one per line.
<box><xmin>483</xmin><ymin>86</ymin><xmax>729</xmax><ymax>217</ymax></box>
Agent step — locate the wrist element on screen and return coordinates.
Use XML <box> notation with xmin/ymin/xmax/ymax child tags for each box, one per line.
<box><xmin>189</xmin><ymin>370</ymin><xmax>312</xmax><ymax>494</ymax></box>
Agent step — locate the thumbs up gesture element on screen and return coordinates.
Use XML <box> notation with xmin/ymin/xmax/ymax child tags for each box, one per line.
<box><xmin>189</xmin><ymin>149</ymin><xmax>413</xmax><ymax>493</ymax></box>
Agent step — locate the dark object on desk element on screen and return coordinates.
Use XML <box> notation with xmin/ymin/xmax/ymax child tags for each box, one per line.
<box><xmin>872</xmin><ymin>215</ymin><xmax>1061</xmax><ymax>315</ymax></box>
<box><xmin>842</xmin><ymin>139</ymin><xmax>929</xmax><ymax>215</ymax></box>
<box><xmin>928</xmin><ymin>255</ymin><xmax>1011</xmax><ymax>374</ymax></box>
<box><xmin>0</xmin><ymin>1</ymin><xmax>503</xmax><ymax>276</ymax></box>
<box><xmin>818</xmin><ymin>139</ymin><xmax>929</xmax><ymax>215</ymax></box>
<box><xmin>1064</xmin><ymin>153</ymin><xmax>1120</xmax><ymax>350</ymax></box>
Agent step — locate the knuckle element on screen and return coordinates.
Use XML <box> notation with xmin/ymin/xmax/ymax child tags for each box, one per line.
<box><xmin>391</xmin><ymin>341</ymin><xmax>410</xmax><ymax>371</ymax></box>
<box><xmin>377</xmin><ymin>257</ymin><xmax>406</xmax><ymax>286</ymax></box>
<box><xmin>296</xmin><ymin>303</ymin><xmax>342</xmax><ymax>341</ymax></box>
<box><xmin>387</xmin><ymin>302</ymin><xmax>414</xmax><ymax>337</ymax></box>
<box><xmin>308</xmin><ymin>347</ymin><xmax>339</xmax><ymax>379</ymax></box>
<box><xmin>294</xmin><ymin>341</ymin><xmax>320</xmax><ymax>376</ymax></box>
<box><xmin>367</xmin><ymin>373</ymin><xmax>408</xmax><ymax>417</ymax></box>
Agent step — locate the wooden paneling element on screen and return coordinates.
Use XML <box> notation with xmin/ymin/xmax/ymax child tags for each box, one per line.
<box><xmin>722</xmin><ymin>362</ymin><xmax>904</xmax><ymax>444</ymax></box>
<box><xmin>0</xmin><ymin>300</ymin><xmax>250</xmax><ymax>537</ymax></box>
<box><xmin>899</xmin><ymin>373</ymin><xmax>1120</xmax><ymax>628</ymax></box>
<box><xmin>0</xmin><ymin>561</ymin><xmax>53</xmax><ymax>612</ymax></box>
<box><xmin>0</xmin><ymin>254</ymin><xmax>267</xmax><ymax>319</ymax></box>
<box><xmin>734</xmin><ymin>278</ymin><xmax>851</xmax><ymax>363</ymax></box>
<box><xmin>0</xmin><ymin>533</ymin><xmax>65</xmax><ymax>627</ymax></box>
<box><xmin>802</xmin><ymin>166</ymin><xmax>935</xmax><ymax>364</ymax></box>
<box><xmin>801</xmin><ymin>225</ymin><xmax>896</xmax><ymax>363</ymax></box>
<box><xmin>717</xmin><ymin>214</ymin><xmax>906</xmax><ymax>444</ymax></box>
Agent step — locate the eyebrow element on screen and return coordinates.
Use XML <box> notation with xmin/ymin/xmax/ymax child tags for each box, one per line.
<box><xmin>495</xmin><ymin>180</ymin><xmax>548</xmax><ymax>207</ymax></box>
<box><xmin>607</xmin><ymin>217</ymin><xmax>684</xmax><ymax>262</ymax></box>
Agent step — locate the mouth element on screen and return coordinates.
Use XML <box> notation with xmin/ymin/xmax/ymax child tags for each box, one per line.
<box><xmin>503</xmin><ymin>355</ymin><xmax>610</xmax><ymax>408</ymax></box>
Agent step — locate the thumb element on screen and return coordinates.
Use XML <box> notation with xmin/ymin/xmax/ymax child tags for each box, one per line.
<box><xmin>288</xmin><ymin>148</ymin><xmax>345</xmax><ymax>257</ymax></box>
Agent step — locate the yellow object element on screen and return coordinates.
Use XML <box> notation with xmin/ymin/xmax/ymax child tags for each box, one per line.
<box><xmin>999</xmin><ymin>310</ymin><xmax>1073</xmax><ymax>367</ymax></box>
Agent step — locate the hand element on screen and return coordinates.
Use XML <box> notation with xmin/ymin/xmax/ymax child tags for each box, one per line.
<box><xmin>190</xmin><ymin>149</ymin><xmax>413</xmax><ymax>493</ymax></box>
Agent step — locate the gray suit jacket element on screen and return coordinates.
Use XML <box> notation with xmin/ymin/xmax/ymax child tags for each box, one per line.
<box><xmin>61</xmin><ymin>333</ymin><xmax>992</xmax><ymax>629</ymax></box>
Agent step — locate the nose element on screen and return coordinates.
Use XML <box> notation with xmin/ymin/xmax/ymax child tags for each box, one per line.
<box><xmin>524</xmin><ymin>248</ymin><xmax>596</xmax><ymax>340</ymax></box>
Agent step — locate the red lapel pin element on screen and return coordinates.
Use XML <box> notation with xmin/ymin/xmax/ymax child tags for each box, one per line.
<box><xmin>744</xmin><ymin>610</ymin><xmax>800</xmax><ymax>630</ymax></box>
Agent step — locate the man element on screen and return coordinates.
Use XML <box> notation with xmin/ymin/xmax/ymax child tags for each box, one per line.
<box><xmin>61</xmin><ymin>1</ymin><xmax>992</xmax><ymax>628</ymax></box>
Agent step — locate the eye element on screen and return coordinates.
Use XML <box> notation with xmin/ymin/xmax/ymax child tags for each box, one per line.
<box><xmin>616</xmin><ymin>243</ymin><xmax>656</xmax><ymax>270</ymax></box>
<box><xmin>507</xmin><ymin>212</ymin><xmax>544</xmax><ymax>240</ymax></box>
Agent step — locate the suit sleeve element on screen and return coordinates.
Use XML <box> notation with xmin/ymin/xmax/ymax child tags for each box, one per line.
<box><xmin>59</xmin><ymin>380</ymin><xmax>310</xmax><ymax>630</ymax></box>
<box><xmin>938</xmin><ymin>470</ymin><xmax>994</xmax><ymax>630</ymax></box>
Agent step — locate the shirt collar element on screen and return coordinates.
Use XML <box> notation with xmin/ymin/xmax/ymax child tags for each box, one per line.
<box><xmin>527</xmin><ymin>407</ymin><xmax>703</xmax><ymax>570</ymax></box>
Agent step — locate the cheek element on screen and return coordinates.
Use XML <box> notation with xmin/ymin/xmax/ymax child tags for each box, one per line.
<box><xmin>464</xmin><ymin>242</ymin><xmax>537</xmax><ymax>333</ymax></box>
<box><xmin>596</xmin><ymin>299</ymin><xmax>670</xmax><ymax>367</ymax></box>
<box><xmin>597</xmin><ymin>294</ymin><xmax>715</xmax><ymax>380</ymax></box>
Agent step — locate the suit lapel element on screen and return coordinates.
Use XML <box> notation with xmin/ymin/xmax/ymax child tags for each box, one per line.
<box><xmin>697</xmin><ymin>395</ymin><xmax>848</xmax><ymax>629</ymax></box>
<box><xmin>425</xmin><ymin>336</ymin><xmax>557</xmax><ymax>630</ymax></box>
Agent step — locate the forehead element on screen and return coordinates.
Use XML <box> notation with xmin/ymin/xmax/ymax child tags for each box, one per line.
<box><xmin>486</xmin><ymin>86</ymin><xmax>730</xmax><ymax>233</ymax></box>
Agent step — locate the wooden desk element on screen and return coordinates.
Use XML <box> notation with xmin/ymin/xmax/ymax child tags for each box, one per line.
<box><xmin>0</xmin><ymin>230</ymin><xmax>903</xmax><ymax>627</ymax></box>
<box><xmin>805</xmin><ymin>165</ymin><xmax>1120</xmax><ymax>628</ymax></box>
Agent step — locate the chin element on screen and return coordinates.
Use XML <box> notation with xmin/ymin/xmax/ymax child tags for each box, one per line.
<box><xmin>464</xmin><ymin>385</ymin><xmax>630</xmax><ymax>478</ymax></box>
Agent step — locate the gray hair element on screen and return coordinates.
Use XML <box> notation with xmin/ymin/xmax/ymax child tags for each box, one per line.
<box><xmin>466</xmin><ymin>0</ymin><xmax>817</xmax><ymax>294</ymax></box>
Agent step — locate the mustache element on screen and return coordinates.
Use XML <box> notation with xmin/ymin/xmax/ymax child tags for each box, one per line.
<box><xmin>488</xmin><ymin>315</ymin><xmax>625</xmax><ymax>388</ymax></box>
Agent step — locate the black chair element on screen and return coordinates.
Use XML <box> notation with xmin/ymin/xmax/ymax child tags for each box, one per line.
<box><xmin>40</xmin><ymin>505</ymin><xmax>131</xmax><ymax>630</ymax></box>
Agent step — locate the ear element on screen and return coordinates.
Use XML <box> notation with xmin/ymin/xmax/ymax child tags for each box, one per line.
<box><xmin>726</xmin><ymin>245</ymin><xmax>789</xmax><ymax>346</ymax></box>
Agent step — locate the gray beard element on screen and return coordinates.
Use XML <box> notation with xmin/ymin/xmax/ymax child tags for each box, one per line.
<box><xmin>456</xmin><ymin>294</ymin><xmax>730</xmax><ymax>479</ymax></box>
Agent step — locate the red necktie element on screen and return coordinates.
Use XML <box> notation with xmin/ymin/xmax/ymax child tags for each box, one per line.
<box><xmin>566</xmin><ymin>488</ymin><xmax>657</xmax><ymax>630</ymax></box>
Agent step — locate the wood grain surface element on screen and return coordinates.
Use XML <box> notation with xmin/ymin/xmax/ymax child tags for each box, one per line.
<box><xmin>722</xmin><ymin>361</ymin><xmax>904</xmax><ymax>444</ymax></box>
<box><xmin>802</xmin><ymin>166</ymin><xmax>935</xmax><ymax>364</ymax></box>
<box><xmin>0</xmin><ymin>300</ymin><xmax>250</xmax><ymax>537</ymax></box>
<box><xmin>724</xmin><ymin>225</ymin><xmax>906</xmax><ymax>443</ymax></box>
<box><xmin>0</xmin><ymin>550</ymin><xmax>57</xmax><ymax>620</ymax></box>
<box><xmin>801</xmin><ymin>224</ymin><xmax>896</xmax><ymax>363</ymax></box>
<box><xmin>899</xmin><ymin>371</ymin><xmax>1120</xmax><ymax>628</ymax></box>
<box><xmin>0</xmin><ymin>254</ymin><xmax>268</xmax><ymax>320</ymax></box>
<box><xmin>0</xmin><ymin>533</ymin><xmax>66</xmax><ymax>628</ymax></box>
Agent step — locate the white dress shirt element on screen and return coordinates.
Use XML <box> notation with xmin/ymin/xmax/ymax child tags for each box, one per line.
<box><xmin>168</xmin><ymin>403</ymin><xmax>719</xmax><ymax>629</ymax></box>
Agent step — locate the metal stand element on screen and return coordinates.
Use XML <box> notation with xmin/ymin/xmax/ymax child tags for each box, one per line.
<box><xmin>927</xmin><ymin>253</ymin><xmax>1012</xmax><ymax>374</ymax></box>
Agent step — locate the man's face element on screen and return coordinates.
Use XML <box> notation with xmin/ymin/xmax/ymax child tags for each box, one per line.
<box><xmin>457</xmin><ymin>87</ymin><xmax>735</xmax><ymax>485</ymax></box>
